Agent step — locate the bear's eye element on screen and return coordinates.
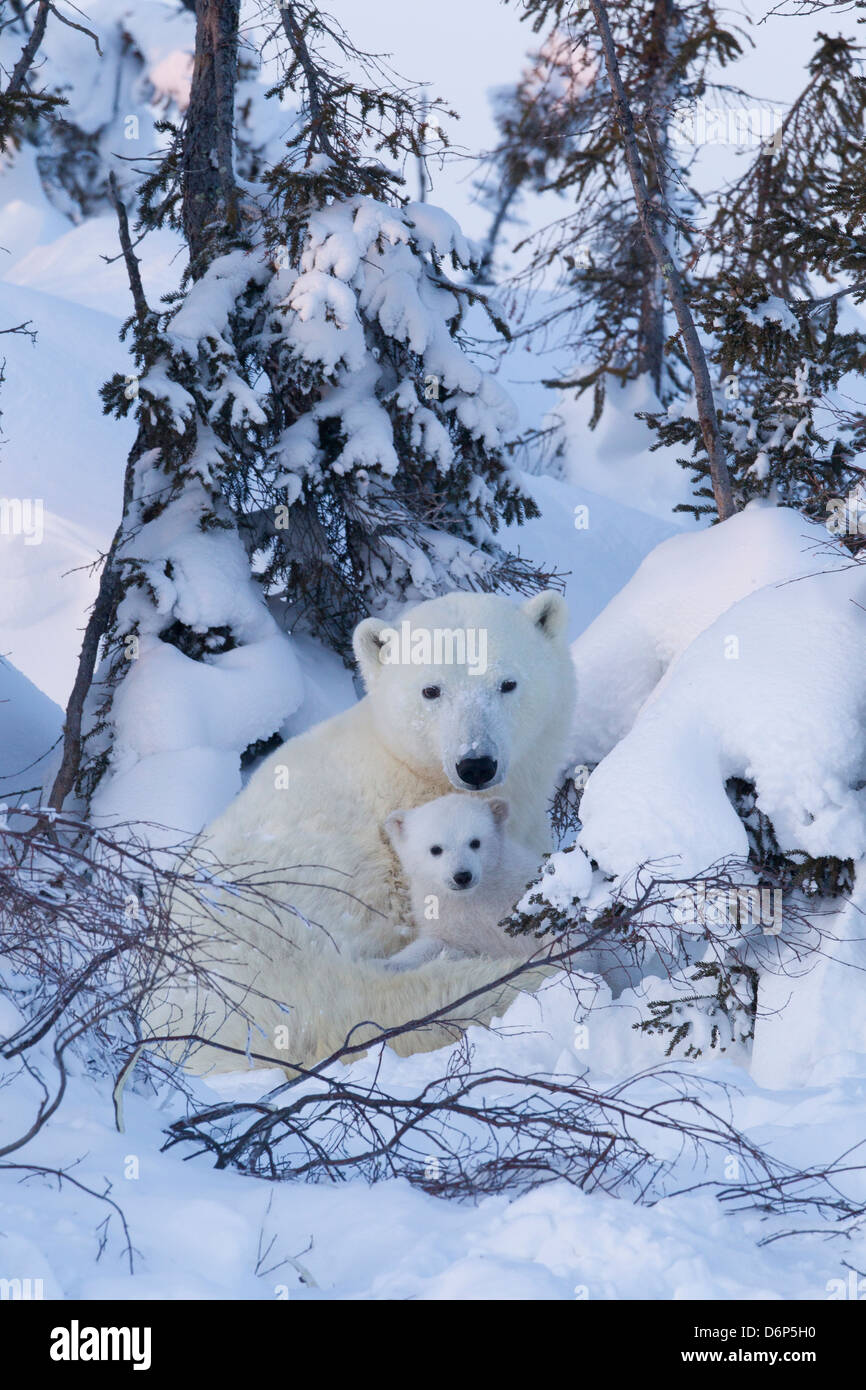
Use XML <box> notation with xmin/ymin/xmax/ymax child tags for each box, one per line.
<box><xmin>422</xmin><ymin>685</ymin><xmax>441</xmax><ymax>700</ymax></box>
<box><xmin>469</xmin><ymin>838</ymin><xmax>481</xmax><ymax>850</ymax></box>
<box><xmin>430</xmin><ymin>845</ymin><xmax>443</xmax><ymax>856</ymax></box>
<box><xmin>500</xmin><ymin>679</ymin><xmax>517</xmax><ymax>693</ymax></box>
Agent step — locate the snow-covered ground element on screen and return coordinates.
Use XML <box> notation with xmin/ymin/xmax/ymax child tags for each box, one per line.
<box><xmin>4</xmin><ymin>974</ymin><xmax>866</xmax><ymax>1301</ymax></box>
<box><xmin>3</xmin><ymin>0</ymin><xmax>866</xmax><ymax>1306</ymax></box>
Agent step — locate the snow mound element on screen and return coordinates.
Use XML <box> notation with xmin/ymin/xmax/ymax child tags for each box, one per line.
<box><xmin>5</xmin><ymin>213</ymin><xmax>184</xmax><ymax>318</ymax></box>
<box><xmin>550</xmin><ymin>375</ymin><xmax>702</xmax><ymax>522</ymax></box>
<box><xmin>570</xmin><ymin>503</ymin><xmax>845</xmax><ymax>766</ymax></box>
<box><xmin>92</xmin><ymin>482</ymin><xmax>303</xmax><ymax>835</ymax></box>
<box><xmin>0</xmin><ymin>657</ymin><xmax>62</xmax><ymax>802</ymax></box>
<box><xmin>500</xmin><ymin>471</ymin><xmax>680</xmax><ymax>644</ymax></box>
<box><xmin>578</xmin><ymin>560</ymin><xmax>866</xmax><ymax>878</ymax></box>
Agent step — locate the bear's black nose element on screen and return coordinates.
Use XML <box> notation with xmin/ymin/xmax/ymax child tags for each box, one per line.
<box><xmin>455</xmin><ymin>755</ymin><xmax>497</xmax><ymax>788</ymax></box>
<box><xmin>452</xmin><ymin>869</ymin><xmax>473</xmax><ymax>889</ymax></box>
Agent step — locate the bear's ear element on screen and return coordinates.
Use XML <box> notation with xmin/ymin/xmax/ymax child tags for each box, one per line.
<box><xmin>353</xmin><ymin>617</ymin><xmax>390</xmax><ymax>686</ymax></box>
<box><xmin>522</xmin><ymin>589</ymin><xmax>568</xmax><ymax>641</ymax></box>
<box><xmin>384</xmin><ymin>810</ymin><xmax>406</xmax><ymax>845</ymax></box>
<box><xmin>488</xmin><ymin>797</ymin><xmax>509</xmax><ymax>828</ymax></box>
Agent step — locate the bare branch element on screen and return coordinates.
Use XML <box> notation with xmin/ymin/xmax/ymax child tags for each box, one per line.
<box><xmin>106</xmin><ymin>172</ymin><xmax>150</xmax><ymax>326</ymax></box>
<box><xmin>587</xmin><ymin>0</ymin><xmax>736</xmax><ymax>521</ymax></box>
<box><xmin>278</xmin><ymin>2</ymin><xmax>337</xmax><ymax>162</ymax></box>
<box><xmin>45</xmin><ymin>1</ymin><xmax>101</xmax><ymax>56</ymax></box>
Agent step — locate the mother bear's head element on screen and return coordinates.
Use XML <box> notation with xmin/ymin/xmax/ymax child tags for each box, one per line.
<box><xmin>352</xmin><ymin>589</ymin><xmax>574</xmax><ymax>792</ymax></box>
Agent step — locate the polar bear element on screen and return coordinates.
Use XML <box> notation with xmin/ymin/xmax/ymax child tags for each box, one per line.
<box><xmin>160</xmin><ymin>589</ymin><xmax>574</xmax><ymax>1072</ymax></box>
<box><xmin>382</xmin><ymin>795</ymin><xmax>542</xmax><ymax>971</ymax></box>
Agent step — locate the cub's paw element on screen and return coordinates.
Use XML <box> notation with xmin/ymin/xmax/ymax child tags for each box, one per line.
<box><xmin>381</xmin><ymin>938</ymin><xmax>449</xmax><ymax>972</ymax></box>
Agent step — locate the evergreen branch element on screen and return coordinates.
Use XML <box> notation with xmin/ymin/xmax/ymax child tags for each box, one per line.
<box><xmin>804</xmin><ymin>280</ymin><xmax>866</xmax><ymax>316</ymax></box>
<box><xmin>5</xmin><ymin>0</ymin><xmax>49</xmax><ymax>100</ymax></box>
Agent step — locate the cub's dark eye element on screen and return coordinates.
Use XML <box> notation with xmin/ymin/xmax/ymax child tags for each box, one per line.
<box><xmin>500</xmin><ymin>679</ymin><xmax>517</xmax><ymax>693</ymax></box>
<box><xmin>430</xmin><ymin>845</ymin><xmax>443</xmax><ymax>856</ymax></box>
<box><xmin>469</xmin><ymin>838</ymin><xmax>481</xmax><ymax>850</ymax></box>
<box><xmin>422</xmin><ymin>685</ymin><xmax>441</xmax><ymax>700</ymax></box>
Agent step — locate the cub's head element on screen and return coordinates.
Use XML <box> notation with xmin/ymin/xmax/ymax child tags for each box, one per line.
<box><xmin>353</xmin><ymin>590</ymin><xmax>572</xmax><ymax>791</ymax></box>
<box><xmin>385</xmin><ymin>794</ymin><xmax>508</xmax><ymax>894</ymax></box>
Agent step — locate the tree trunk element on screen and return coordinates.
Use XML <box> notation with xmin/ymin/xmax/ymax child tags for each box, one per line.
<box><xmin>182</xmin><ymin>0</ymin><xmax>240</xmax><ymax>272</ymax></box>
<box><xmin>635</xmin><ymin>0</ymin><xmax>675</xmax><ymax>396</ymax></box>
<box><xmin>589</xmin><ymin>0</ymin><xmax>736</xmax><ymax>522</ymax></box>
<box><xmin>49</xmin><ymin>0</ymin><xmax>242</xmax><ymax>814</ymax></box>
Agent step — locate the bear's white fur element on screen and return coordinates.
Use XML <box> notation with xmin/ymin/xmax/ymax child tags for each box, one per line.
<box><xmin>157</xmin><ymin>589</ymin><xmax>575</xmax><ymax>1072</ymax></box>
<box><xmin>383</xmin><ymin>795</ymin><xmax>541</xmax><ymax>971</ymax></box>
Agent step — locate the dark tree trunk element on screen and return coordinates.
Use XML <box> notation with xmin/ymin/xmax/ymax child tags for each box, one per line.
<box><xmin>49</xmin><ymin>0</ymin><xmax>242</xmax><ymax>814</ymax></box>
<box><xmin>635</xmin><ymin>0</ymin><xmax>675</xmax><ymax>397</ymax></box>
<box><xmin>182</xmin><ymin>0</ymin><xmax>240</xmax><ymax>273</ymax></box>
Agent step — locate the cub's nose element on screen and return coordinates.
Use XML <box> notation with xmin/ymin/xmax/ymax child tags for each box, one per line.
<box><xmin>455</xmin><ymin>755</ymin><xmax>497</xmax><ymax>788</ymax></box>
<box><xmin>452</xmin><ymin>869</ymin><xmax>473</xmax><ymax>889</ymax></box>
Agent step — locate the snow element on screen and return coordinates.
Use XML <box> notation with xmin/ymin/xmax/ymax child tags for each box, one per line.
<box><xmin>3</xmin><ymin>0</ymin><xmax>866</xmax><ymax>1308</ymax></box>
<box><xmin>534</xmin><ymin>843</ymin><xmax>594</xmax><ymax>911</ymax></box>
<box><xmin>2</xmin><ymin>972</ymin><xmax>865</xmax><ymax>1300</ymax></box>
<box><xmin>91</xmin><ymin>481</ymin><xmax>304</xmax><ymax>834</ymax></box>
<box><xmin>569</xmin><ymin>502</ymin><xmax>842</xmax><ymax>766</ymax></box>
<box><xmin>92</xmin><ymin>634</ymin><xmax>301</xmax><ymax>834</ymax></box>
<box><xmin>527</xmin><ymin>507</ymin><xmax>866</xmax><ymax>1100</ymax></box>
<box><xmin>579</xmin><ymin>560</ymin><xmax>866</xmax><ymax>877</ymax></box>
<box><xmin>752</xmin><ymin>881</ymin><xmax>866</xmax><ymax>1091</ymax></box>
<box><xmin>7</xmin><ymin>490</ymin><xmax>866</xmax><ymax>1300</ymax></box>
<box><xmin>501</xmin><ymin>472</ymin><xmax>680</xmax><ymax>643</ymax></box>
<box><xmin>0</xmin><ymin>279</ymin><xmax>135</xmax><ymax>705</ymax></box>
<box><xmin>0</xmin><ymin>658</ymin><xmax>62</xmax><ymax>803</ymax></box>
<box><xmin>548</xmin><ymin>375</ymin><xmax>704</xmax><ymax>523</ymax></box>
<box><xmin>4</xmin><ymin>213</ymin><xmax>183</xmax><ymax>317</ymax></box>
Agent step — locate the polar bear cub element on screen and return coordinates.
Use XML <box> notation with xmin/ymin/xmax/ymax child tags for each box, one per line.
<box><xmin>383</xmin><ymin>794</ymin><xmax>540</xmax><ymax>971</ymax></box>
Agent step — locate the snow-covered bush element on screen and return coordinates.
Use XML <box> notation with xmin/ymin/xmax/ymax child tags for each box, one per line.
<box><xmin>0</xmin><ymin>2</ymin><xmax>190</xmax><ymax>216</ymax></box>
<box><xmin>0</xmin><ymin>1</ymin><xmax>283</xmax><ymax>220</ymax></box>
<box><xmin>514</xmin><ymin>506</ymin><xmax>864</xmax><ymax>1063</ymax></box>
<box><xmin>577</xmin><ymin>546</ymin><xmax>865</xmax><ymax>877</ymax></box>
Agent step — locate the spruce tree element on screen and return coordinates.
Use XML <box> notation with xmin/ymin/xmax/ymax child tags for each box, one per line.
<box><xmin>52</xmin><ymin>0</ymin><xmax>547</xmax><ymax>817</ymax></box>
<box><xmin>484</xmin><ymin>0</ymin><xmax>744</xmax><ymax>420</ymax></box>
<box><xmin>645</xmin><ymin>31</ymin><xmax>866</xmax><ymax>521</ymax></box>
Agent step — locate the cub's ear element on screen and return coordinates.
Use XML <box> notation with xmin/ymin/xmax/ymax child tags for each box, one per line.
<box><xmin>488</xmin><ymin>798</ymin><xmax>510</xmax><ymax>828</ymax></box>
<box><xmin>384</xmin><ymin>810</ymin><xmax>407</xmax><ymax>845</ymax></box>
<box><xmin>522</xmin><ymin>589</ymin><xmax>568</xmax><ymax>641</ymax></box>
<box><xmin>353</xmin><ymin>617</ymin><xmax>390</xmax><ymax>686</ymax></box>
